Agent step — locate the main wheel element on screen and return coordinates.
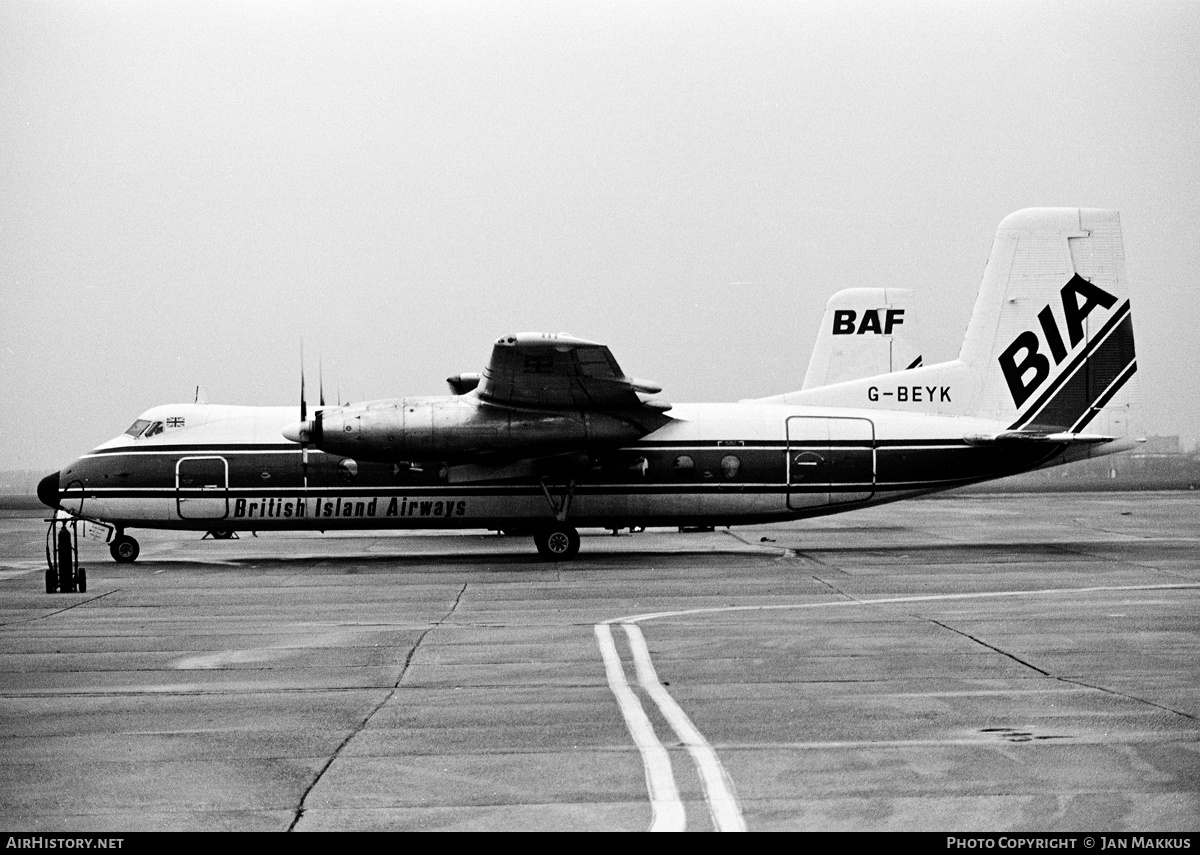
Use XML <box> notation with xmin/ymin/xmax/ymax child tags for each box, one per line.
<box><xmin>210</xmin><ymin>530</ymin><xmax>234</xmax><ymax>540</ymax></box>
<box><xmin>76</xmin><ymin>567</ymin><xmax>86</xmax><ymax>593</ymax></box>
<box><xmin>45</xmin><ymin>566</ymin><xmax>55</xmax><ymax>594</ymax></box>
<box><xmin>110</xmin><ymin>535</ymin><xmax>140</xmax><ymax>563</ymax></box>
<box><xmin>534</xmin><ymin>523</ymin><xmax>580</xmax><ymax>560</ymax></box>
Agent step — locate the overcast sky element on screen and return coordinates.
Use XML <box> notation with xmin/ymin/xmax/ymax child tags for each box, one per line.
<box><xmin>3</xmin><ymin>0</ymin><xmax>1198</xmax><ymax>471</ymax></box>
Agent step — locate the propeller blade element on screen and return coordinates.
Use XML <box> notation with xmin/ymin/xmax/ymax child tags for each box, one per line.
<box><xmin>300</xmin><ymin>340</ymin><xmax>307</xmax><ymax>423</ymax></box>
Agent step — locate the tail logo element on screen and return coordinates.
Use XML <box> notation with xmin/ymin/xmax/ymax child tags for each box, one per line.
<box><xmin>998</xmin><ymin>274</ymin><xmax>1118</xmax><ymax>408</ymax></box>
<box><xmin>832</xmin><ymin>308</ymin><xmax>906</xmax><ymax>335</ymax></box>
<box><xmin>996</xmin><ymin>274</ymin><xmax>1136</xmax><ymax>431</ymax></box>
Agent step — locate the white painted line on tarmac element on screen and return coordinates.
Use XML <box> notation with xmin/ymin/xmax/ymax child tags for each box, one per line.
<box><xmin>622</xmin><ymin>623</ymin><xmax>747</xmax><ymax>832</ymax></box>
<box><xmin>598</xmin><ymin>582</ymin><xmax>1200</xmax><ymax>831</ymax></box>
<box><xmin>593</xmin><ymin>623</ymin><xmax>686</xmax><ymax>832</ymax></box>
<box><xmin>619</xmin><ymin>582</ymin><xmax>1200</xmax><ymax>624</ymax></box>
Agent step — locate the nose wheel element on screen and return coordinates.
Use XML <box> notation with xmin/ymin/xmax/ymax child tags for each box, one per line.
<box><xmin>534</xmin><ymin>523</ymin><xmax>580</xmax><ymax>560</ymax></box>
<box><xmin>110</xmin><ymin>534</ymin><xmax>140</xmax><ymax>563</ymax></box>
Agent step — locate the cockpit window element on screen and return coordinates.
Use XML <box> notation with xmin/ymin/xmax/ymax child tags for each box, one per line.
<box><xmin>124</xmin><ymin>419</ymin><xmax>163</xmax><ymax>439</ymax></box>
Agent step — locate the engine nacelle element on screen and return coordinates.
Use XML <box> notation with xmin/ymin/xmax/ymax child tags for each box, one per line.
<box><xmin>288</xmin><ymin>397</ymin><xmax>648</xmax><ymax>464</ymax></box>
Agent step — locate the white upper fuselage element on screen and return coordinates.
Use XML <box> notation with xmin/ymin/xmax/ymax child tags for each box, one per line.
<box><xmin>52</xmin><ymin>398</ymin><xmax>1113</xmax><ymax>533</ymax></box>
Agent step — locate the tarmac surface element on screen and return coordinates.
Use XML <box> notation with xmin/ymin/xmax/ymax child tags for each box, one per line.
<box><xmin>0</xmin><ymin>492</ymin><xmax>1197</xmax><ymax>832</ymax></box>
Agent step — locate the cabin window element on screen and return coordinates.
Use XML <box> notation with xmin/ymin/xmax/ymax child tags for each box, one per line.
<box><xmin>673</xmin><ymin>455</ymin><xmax>695</xmax><ymax>479</ymax></box>
<box><xmin>721</xmin><ymin>454</ymin><xmax>741</xmax><ymax>479</ymax></box>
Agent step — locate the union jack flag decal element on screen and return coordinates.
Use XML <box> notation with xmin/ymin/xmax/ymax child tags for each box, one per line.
<box><xmin>166</xmin><ymin>417</ymin><xmax>185</xmax><ymax>428</ymax></box>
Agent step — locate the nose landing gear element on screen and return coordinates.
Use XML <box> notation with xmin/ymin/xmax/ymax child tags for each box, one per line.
<box><xmin>109</xmin><ymin>533</ymin><xmax>140</xmax><ymax>563</ymax></box>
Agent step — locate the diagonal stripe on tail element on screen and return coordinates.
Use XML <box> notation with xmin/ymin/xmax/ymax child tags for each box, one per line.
<box><xmin>1010</xmin><ymin>301</ymin><xmax>1136</xmax><ymax>431</ymax></box>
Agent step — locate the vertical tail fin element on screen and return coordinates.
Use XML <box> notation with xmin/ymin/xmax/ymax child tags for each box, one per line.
<box><xmin>963</xmin><ymin>208</ymin><xmax>1139</xmax><ymax>436</ymax></box>
<box><xmin>801</xmin><ymin>288</ymin><xmax>923</xmax><ymax>390</ymax></box>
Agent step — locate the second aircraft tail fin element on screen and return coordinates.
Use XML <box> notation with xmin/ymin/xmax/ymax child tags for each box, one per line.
<box><xmin>801</xmin><ymin>288</ymin><xmax>922</xmax><ymax>390</ymax></box>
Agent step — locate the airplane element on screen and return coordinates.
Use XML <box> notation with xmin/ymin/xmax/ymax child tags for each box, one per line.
<box><xmin>37</xmin><ymin>208</ymin><xmax>1140</xmax><ymax>581</ymax></box>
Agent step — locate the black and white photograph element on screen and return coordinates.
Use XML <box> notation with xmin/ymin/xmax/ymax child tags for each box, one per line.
<box><xmin>1</xmin><ymin>0</ymin><xmax>1198</xmax><ymax>835</ymax></box>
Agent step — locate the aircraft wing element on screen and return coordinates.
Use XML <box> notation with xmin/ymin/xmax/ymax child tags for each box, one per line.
<box><xmin>476</xmin><ymin>333</ymin><xmax>668</xmax><ymax>411</ymax></box>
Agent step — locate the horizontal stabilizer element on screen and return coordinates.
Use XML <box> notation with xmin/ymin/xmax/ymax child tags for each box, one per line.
<box><xmin>963</xmin><ymin>431</ymin><xmax>1116</xmax><ymax>446</ymax></box>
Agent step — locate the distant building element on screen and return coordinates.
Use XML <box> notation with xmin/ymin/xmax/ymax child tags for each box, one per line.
<box><xmin>1141</xmin><ymin>435</ymin><xmax>1181</xmax><ymax>455</ymax></box>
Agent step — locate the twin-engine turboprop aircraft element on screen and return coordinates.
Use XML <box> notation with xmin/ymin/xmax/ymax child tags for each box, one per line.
<box><xmin>38</xmin><ymin>209</ymin><xmax>1141</xmax><ymax>567</ymax></box>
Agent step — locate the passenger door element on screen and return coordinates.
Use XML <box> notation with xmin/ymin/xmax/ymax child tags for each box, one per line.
<box><xmin>176</xmin><ymin>456</ymin><xmax>229</xmax><ymax>520</ymax></box>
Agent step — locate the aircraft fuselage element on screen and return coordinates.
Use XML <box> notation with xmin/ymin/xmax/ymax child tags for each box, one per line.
<box><xmin>45</xmin><ymin>401</ymin><xmax>1111</xmax><ymax>534</ymax></box>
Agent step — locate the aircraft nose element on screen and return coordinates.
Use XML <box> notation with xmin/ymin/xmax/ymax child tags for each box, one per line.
<box><xmin>37</xmin><ymin>471</ymin><xmax>61</xmax><ymax>510</ymax></box>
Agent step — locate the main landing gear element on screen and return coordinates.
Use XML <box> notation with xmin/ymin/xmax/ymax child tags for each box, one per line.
<box><xmin>534</xmin><ymin>522</ymin><xmax>580</xmax><ymax>560</ymax></box>
<box><xmin>534</xmin><ymin>477</ymin><xmax>580</xmax><ymax>561</ymax></box>
<box><xmin>109</xmin><ymin>532</ymin><xmax>140</xmax><ymax>563</ymax></box>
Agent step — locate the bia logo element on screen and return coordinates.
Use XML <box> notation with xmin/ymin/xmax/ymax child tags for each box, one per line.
<box><xmin>998</xmin><ymin>274</ymin><xmax>1117</xmax><ymax>408</ymax></box>
<box><xmin>833</xmin><ymin>308</ymin><xmax>905</xmax><ymax>335</ymax></box>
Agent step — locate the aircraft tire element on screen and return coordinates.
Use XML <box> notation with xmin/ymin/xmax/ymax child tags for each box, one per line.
<box><xmin>110</xmin><ymin>536</ymin><xmax>140</xmax><ymax>564</ymax></box>
<box><xmin>210</xmin><ymin>530</ymin><xmax>233</xmax><ymax>540</ymax></box>
<box><xmin>45</xmin><ymin>566</ymin><xmax>55</xmax><ymax>594</ymax></box>
<box><xmin>534</xmin><ymin>523</ymin><xmax>580</xmax><ymax>561</ymax></box>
